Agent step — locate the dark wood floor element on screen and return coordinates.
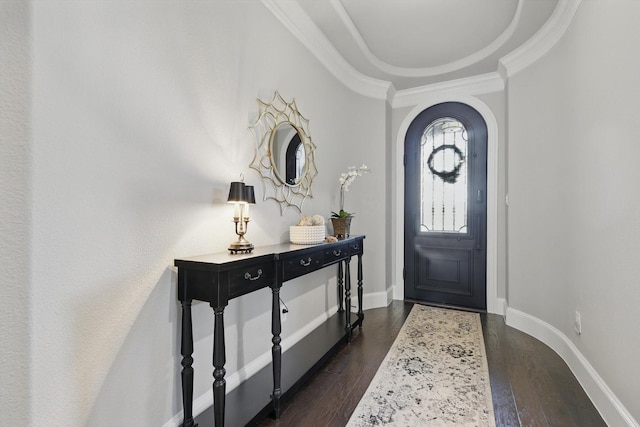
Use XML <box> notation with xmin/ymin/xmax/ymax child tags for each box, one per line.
<box><xmin>255</xmin><ymin>300</ymin><xmax>606</xmax><ymax>427</ymax></box>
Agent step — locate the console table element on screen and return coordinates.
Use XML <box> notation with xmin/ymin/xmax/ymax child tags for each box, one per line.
<box><xmin>174</xmin><ymin>235</ymin><xmax>365</xmax><ymax>427</ymax></box>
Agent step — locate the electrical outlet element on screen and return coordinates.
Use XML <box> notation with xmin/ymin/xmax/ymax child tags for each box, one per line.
<box><xmin>574</xmin><ymin>310</ymin><xmax>582</xmax><ymax>335</ymax></box>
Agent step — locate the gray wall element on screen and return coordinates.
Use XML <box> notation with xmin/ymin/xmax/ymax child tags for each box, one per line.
<box><xmin>0</xmin><ymin>1</ymin><xmax>31</xmax><ymax>425</ymax></box>
<box><xmin>21</xmin><ymin>2</ymin><xmax>388</xmax><ymax>426</ymax></box>
<box><xmin>507</xmin><ymin>1</ymin><xmax>640</xmax><ymax>421</ymax></box>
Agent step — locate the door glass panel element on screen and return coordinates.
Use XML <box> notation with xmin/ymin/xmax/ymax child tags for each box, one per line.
<box><xmin>420</xmin><ymin>117</ymin><xmax>468</xmax><ymax>233</ymax></box>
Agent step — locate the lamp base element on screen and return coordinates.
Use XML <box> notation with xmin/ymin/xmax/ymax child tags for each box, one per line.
<box><xmin>228</xmin><ymin>241</ymin><xmax>254</xmax><ymax>254</ymax></box>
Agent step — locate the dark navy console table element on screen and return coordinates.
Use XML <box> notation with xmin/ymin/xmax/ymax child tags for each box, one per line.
<box><xmin>174</xmin><ymin>235</ymin><xmax>365</xmax><ymax>427</ymax></box>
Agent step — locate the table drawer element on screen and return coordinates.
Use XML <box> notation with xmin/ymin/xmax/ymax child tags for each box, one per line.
<box><xmin>228</xmin><ymin>261</ymin><xmax>274</xmax><ymax>298</ymax></box>
<box><xmin>323</xmin><ymin>243</ymin><xmax>349</xmax><ymax>265</ymax></box>
<box><xmin>282</xmin><ymin>252</ymin><xmax>323</xmax><ymax>281</ymax></box>
<box><xmin>348</xmin><ymin>239</ymin><xmax>363</xmax><ymax>255</ymax></box>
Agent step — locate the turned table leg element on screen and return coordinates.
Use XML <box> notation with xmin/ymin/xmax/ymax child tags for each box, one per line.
<box><xmin>337</xmin><ymin>261</ymin><xmax>344</xmax><ymax>313</ymax></box>
<box><xmin>357</xmin><ymin>252</ymin><xmax>364</xmax><ymax>327</ymax></box>
<box><xmin>271</xmin><ymin>285</ymin><xmax>282</xmax><ymax>418</ymax></box>
<box><xmin>180</xmin><ymin>300</ymin><xmax>198</xmax><ymax>427</ymax></box>
<box><xmin>212</xmin><ymin>307</ymin><xmax>226</xmax><ymax>427</ymax></box>
<box><xmin>344</xmin><ymin>259</ymin><xmax>352</xmax><ymax>342</ymax></box>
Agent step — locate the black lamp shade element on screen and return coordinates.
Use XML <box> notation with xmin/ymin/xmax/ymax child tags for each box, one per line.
<box><xmin>227</xmin><ymin>181</ymin><xmax>246</xmax><ymax>203</ymax></box>
<box><xmin>244</xmin><ymin>185</ymin><xmax>256</xmax><ymax>204</ymax></box>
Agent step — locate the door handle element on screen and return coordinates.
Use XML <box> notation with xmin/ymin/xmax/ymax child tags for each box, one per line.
<box><xmin>244</xmin><ymin>269</ymin><xmax>263</xmax><ymax>281</ymax></box>
<box><xmin>300</xmin><ymin>257</ymin><xmax>312</xmax><ymax>267</ymax></box>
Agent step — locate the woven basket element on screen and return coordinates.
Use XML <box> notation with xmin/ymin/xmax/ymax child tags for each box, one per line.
<box><xmin>289</xmin><ymin>225</ymin><xmax>326</xmax><ymax>245</ymax></box>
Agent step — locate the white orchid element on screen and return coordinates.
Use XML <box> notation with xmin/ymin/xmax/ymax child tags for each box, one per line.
<box><xmin>333</xmin><ymin>164</ymin><xmax>370</xmax><ymax>218</ymax></box>
<box><xmin>339</xmin><ymin>164</ymin><xmax>370</xmax><ymax>192</ymax></box>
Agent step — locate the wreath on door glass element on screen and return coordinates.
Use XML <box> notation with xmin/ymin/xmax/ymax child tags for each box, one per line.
<box><xmin>427</xmin><ymin>144</ymin><xmax>465</xmax><ymax>184</ymax></box>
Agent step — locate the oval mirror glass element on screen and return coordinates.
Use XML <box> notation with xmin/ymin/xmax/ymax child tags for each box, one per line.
<box><xmin>270</xmin><ymin>122</ymin><xmax>306</xmax><ymax>186</ymax></box>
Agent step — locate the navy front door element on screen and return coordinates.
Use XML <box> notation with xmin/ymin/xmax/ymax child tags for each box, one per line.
<box><xmin>404</xmin><ymin>102</ymin><xmax>488</xmax><ymax>310</ymax></box>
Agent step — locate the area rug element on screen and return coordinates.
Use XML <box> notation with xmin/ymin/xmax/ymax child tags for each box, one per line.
<box><xmin>347</xmin><ymin>304</ymin><xmax>496</xmax><ymax>427</ymax></box>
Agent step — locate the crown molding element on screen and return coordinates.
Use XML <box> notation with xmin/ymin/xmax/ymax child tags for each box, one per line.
<box><xmin>330</xmin><ymin>0</ymin><xmax>523</xmax><ymax>78</ymax></box>
<box><xmin>499</xmin><ymin>0</ymin><xmax>582</xmax><ymax>77</ymax></box>
<box><xmin>392</xmin><ymin>72</ymin><xmax>505</xmax><ymax>109</ymax></box>
<box><xmin>262</xmin><ymin>0</ymin><xmax>580</xmax><ymax>102</ymax></box>
<box><xmin>261</xmin><ymin>0</ymin><xmax>391</xmax><ymax>100</ymax></box>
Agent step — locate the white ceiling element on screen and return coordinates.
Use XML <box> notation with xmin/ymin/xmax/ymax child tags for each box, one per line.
<box><xmin>291</xmin><ymin>0</ymin><xmax>560</xmax><ymax>90</ymax></box>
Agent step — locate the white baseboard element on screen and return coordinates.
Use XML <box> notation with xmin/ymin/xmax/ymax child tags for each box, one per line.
<box><xmin>362</xmin><ymin>287</ymin><xmax>394</xmax><ymax>309</ymax></box>
<box><xmin>505</xmin><ymin>307</ymin><xmax>639</xmax><ymax>427</ymax></box>
<box><xmin>348</xmin><ymin>288</ymin><xmax>393</xmax><ymax>312</ymax></box>
<box><xmin>496</xmin><ymin>298</ymin><xmax>507</xmax><ymax>317</ymax></box>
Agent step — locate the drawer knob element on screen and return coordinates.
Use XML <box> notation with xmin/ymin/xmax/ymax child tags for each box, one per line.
<box><xmin>244</xmin><ymin>269</ymin><xmax>263</xmax><ymax>281</ymax></box>
<box><xmin>299</xmin><ymin>257</ymin><xmax>312</xmax><ymax>267</ymax></box>
<box><xmin>352</xmin><ymin>244</ymin><xmax>359</xmax><ymax>250</ymax></box>
<box><xmin>333</xmin><ymin>250</ymin><xmax>342</xmax><ymax>257</ymax></box>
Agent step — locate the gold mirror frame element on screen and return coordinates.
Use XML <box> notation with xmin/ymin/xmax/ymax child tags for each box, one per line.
<box><xmin>249</xmin><ymin>91</ymin><xmax>318</xmax><ymax>214</ymax></box>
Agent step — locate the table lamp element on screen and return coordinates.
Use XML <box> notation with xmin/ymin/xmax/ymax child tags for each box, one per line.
<box><xmin>227</xmin><ymin>181</ymin><xmax>255</xmax><ymax>253</ymax></box>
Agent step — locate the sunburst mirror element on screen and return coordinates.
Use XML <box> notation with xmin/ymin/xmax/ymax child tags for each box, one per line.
<box><xmin>249</xmin><ymin>91</ymin><xmax>318</xmax><ymax>214</ymax></box>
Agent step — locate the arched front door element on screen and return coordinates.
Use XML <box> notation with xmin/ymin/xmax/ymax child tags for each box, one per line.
<box><xmin>404</xmin><ymin>102</ymin><xmax>488</xmax><ymax>310</ymax></box>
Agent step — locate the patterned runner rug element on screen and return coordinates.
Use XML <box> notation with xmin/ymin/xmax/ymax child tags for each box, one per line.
<box><xmin>347</xmin><ymin>304</ymin><xmax>496</xmax><ymax>426</ymax></box>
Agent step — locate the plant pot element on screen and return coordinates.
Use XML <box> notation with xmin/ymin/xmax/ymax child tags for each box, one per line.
<box><xmin>331</xmin><ymin>217</ymin><xmax>352</xmax><ymax>239</ymax></box>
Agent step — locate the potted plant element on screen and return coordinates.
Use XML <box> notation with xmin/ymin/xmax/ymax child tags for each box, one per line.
<box><xmin>331</xmin><ymin>164</ymin><xmax>369</xmax><ymax>238</ymax></box>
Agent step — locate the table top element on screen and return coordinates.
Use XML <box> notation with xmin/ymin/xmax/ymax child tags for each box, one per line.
<box><xmin>175</xmin><ymin>235</ymin><xmax>365</xmax><ymax>267</ymax></box>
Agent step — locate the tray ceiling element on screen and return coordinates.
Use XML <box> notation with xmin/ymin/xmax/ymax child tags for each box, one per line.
<box><xmin>289</xmin><ymin>0</ymin><xmax>560</xmax><ymax>89</ymax></box>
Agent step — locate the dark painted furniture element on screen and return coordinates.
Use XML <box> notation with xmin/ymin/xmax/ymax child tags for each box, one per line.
<box><xmin>175</xmin><ymin>235</ymin><xmax>365</xmax><ymax>427</ymax></box>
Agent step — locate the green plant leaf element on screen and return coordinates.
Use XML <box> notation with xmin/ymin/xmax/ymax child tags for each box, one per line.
<box><xmin>331</xmin><ymin>209</ymin><xmax>354</xmax><ymax>218</ymax></box>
